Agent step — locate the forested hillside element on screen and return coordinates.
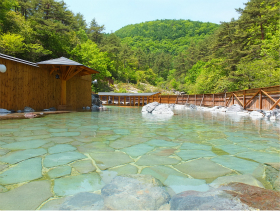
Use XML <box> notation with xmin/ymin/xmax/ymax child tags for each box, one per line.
<box><xmin>0</xmin><ymin>0</ymin><xmax>279</xmax><ymax>94</ymax></box>
<box><xmin>115</xmin><ymin>19</ymin><xmax>218</xmax><ymax>55</ymax></box>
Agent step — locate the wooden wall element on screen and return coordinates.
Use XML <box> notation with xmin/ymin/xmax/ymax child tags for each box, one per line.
<box><xmin>0</xmin><ymin>58</ymin><xmax>92</xmax><ymax>111</ymax></box>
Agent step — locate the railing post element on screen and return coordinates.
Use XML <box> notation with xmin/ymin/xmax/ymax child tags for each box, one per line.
<box><xmin>225</xmin><ymin>92</ymin><xmax>227</xmax><ymax>107</ymax></box>
<box><xmin>259</xmin><ymin>89</ymin><xmax>262</xmax><ymax>109</ymax></box>
<box><xmin>243</xmin><ymin>90</ymin><xmax>246</xmax><ymax>109</ymax></box>
<box><xmin>213</xmin><ymin>94</ymin><xmax>214</xmax><ymax>106</ymax></box>
<box><xmin>195</xmin><ymin>94</ymin><xmax>196</xmax><ymax>105</ymax></box>
<box><xmin>232</xmin><ymin>93</ymin><xmax>234</xmax><ymax>105</ymax></box>
<box><xmin>118</xmin><ymin>96</ymin><xmax>120</xmax><ymax>106</ymax></box>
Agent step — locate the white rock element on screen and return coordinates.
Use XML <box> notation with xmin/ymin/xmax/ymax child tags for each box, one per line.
<box><xmin>250</xmin><ymin>111</ymin><xmax>264</xmax><ymax>117</ymax></box>
<box><xmin>173</xmin><ymin>105</ymin><xmax>186</xmax><ymax>110</ymax></box>
<box><xmin>152</xmin><ymin>104</ymin><xmax>174</xmax><ymax>115</ymax></box>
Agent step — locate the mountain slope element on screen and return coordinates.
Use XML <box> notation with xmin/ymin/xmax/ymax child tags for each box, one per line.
<box><xmin>115</xmin><ymin>19</ymin><xmax>219</xmax><ymax>55</ymax></box>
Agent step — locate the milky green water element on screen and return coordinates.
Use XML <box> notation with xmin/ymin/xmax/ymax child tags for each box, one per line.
<box><xmin>0</xmin><ymin>107</ymin><xmax>279</xmax><ymax>205</ymax></box>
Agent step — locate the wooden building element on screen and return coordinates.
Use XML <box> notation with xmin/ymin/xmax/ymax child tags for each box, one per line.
<box><xmin>0</xmin><ymin>54</ymin><xmax>99</xmax><ymax>111</ymax></box>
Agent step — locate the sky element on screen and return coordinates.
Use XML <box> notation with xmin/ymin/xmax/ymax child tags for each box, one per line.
<box><xmin>64</xmin><ymin>0</ymin><xmax>249</xmax><ymax>33</ymax></box>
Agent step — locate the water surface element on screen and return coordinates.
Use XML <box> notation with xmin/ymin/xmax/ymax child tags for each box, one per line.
<box><xmin>0</xmin><ymin>107</ymin><xmax>279</xmax><ymax>205</ymax></box>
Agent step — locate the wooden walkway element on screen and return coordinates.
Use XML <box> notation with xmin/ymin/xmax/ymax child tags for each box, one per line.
<box><xmin>99</xmin><ymin>85</ymin><xmax>280</xmax><ymax>111</ymax></box>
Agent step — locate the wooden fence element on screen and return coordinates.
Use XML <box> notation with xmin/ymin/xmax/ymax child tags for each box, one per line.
<box><xmin>101</xmin><ymin>85</ymin><xmax>280</xmax><ymax>111</ymax></box>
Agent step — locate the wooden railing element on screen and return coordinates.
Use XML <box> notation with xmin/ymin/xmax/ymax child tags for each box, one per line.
<box><xmin>100</xmin><ymin>85</ymin><xmax>280</xmax><ymax>110</ymax></box>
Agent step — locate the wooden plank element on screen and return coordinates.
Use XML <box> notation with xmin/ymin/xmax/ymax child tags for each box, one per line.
<box><xmin>243</xmin><ymin>90</ymin><xmax>246</xmax><ymax>109</ymax></box>
<box><xmin>259</xmin><ymin>91</ymin><xmax>262</xmax><ymax>109</ymax></box>
<box><xmin>213</xmin><ymin>94</ymin><xmax>214</xmax><ymax>106</ymax></box>
<box><xmin>270</xmin><ymin>98</ymin><xmax>280</xmax><ymax>110</ymax></box>
<box><xmin>233</xmin><ymin>93</ymin><xmax>243</xmax><ymax>107</ymax></box>
<box><xmin>244</xmin><ymin>90</ymin><xmax>260</xmax><ymax>107</ymax></box>
<box><xmin>61</xmin><ymin>79</ymin><xmax>67</xmax><ymax>105</ymax></box>
<box><xmin>133</xmin><ymin>96</ymin><xmax>135</xmax><ymax>106</ymax></box>
<box><xmin>142</xmin><ymin>96</ymin><xmax>144</xmax><ymax>106</ymax></box>
<box><xmin>226</xmin><ymin>94</ymin><xmax>233</xmax><ymax>106</ymax></box>
<box><xmin>261</xmin><ymin>90</ymin><xmax>280</xmax><ymax>106</ymax></box>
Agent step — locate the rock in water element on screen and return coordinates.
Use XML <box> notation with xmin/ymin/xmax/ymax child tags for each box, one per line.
<box><xmin>0</xmin><ymin>109</ymin><xmax>11</xmax><ymax>113</ymax></box>
<box><xmin>101</xmin><ymin>174</ymin><xmax>170</xmax><ymax>210</ymax></box>
<box><xmin>250</xmin><ymin>111</ymin><xmax>264</xmax><ymax>117</ymax></box>
<box><xmin>49</xmin><ymin>107</ymin><xmax>56</xmax><ymax>111</ymax></box>
<box><xmin>227</xmin><ymin>104</ymin><xmax>244</xmax><ymax>112</ymax></box>
<box><xmin>92</xmin><ymin>94</ymin><xmax>102</xmax><ymax>107</ymax></box>
<box><xmin>189</xmin><ymin>104</ymin><xmax>197</xmax><ymax>109</ymax></box>
<box><xmin>91</xmin><ymin>105</ymin><xmax>99</xmax><ymax>111</ymax></box>
<box><xmin>23</xmin><ymin>107</ymin><xmax>35</xmax><ymax>112</ymax></box>
<box><xmin>152</xmin><ymin>104</ymin><xmax>174</xmax><ymax>115</ymax></box>
<box><xmin>142</xmin><ymin>102</ymin><xmax>159</xmax><ymax>113</ymax></box>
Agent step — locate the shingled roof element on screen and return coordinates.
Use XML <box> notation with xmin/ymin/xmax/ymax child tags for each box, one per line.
<box><xmin>37</xmin><ymin>57</ymin><xmax>99</xmax><ymax>74</ymax></box>
<box><xmin>37</xmin><ymin>57</ymin><xmax>83</xmax><ymax>66</ymax></box>
<box><xmin>0</xmin><ymin>53</ymin><xmax>38</xmax><ymax>67</ymax></box>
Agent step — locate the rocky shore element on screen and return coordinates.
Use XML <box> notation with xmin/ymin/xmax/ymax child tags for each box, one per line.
<box><xmin>142</xmin><ymin>102</ymin><xmax>280</xmax><ymax>121</ymax></box>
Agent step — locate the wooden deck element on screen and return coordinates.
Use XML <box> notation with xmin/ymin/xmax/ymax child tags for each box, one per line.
<box><xmin>99</xmin><ymin>85</ymin><xmax>280</xmax><ymax>111</ymax></box>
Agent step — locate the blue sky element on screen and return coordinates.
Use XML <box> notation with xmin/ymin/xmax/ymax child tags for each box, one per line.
<box><xmin>64</xmin><ymin>0</ymin><xmax>248</xmax><ymax>33</ymax></box>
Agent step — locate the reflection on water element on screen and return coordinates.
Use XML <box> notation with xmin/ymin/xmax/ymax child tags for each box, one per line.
<box><xmin>0</xmin><ymin>106</ymin><xmax>279</xmax><ymax>206</ymax></box>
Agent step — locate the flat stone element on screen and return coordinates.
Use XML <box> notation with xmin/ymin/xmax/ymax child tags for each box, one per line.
<box><xmin>176</xmin><ymin>150</ymin><xmax>216</xmax><ymax>160</ymax></box>
<box><xmin>71</xmin><ymin>160</ymin><xmax>96</xmax><ymax>173</ymax></box>
<box><xmin>0</xmin><ymin>164</ymin><xmax>8</xmax><ymax>172</ymax></box>
<box><xmin>135</xmin><ymin>155</ymin><xmax>180</xmax><ymax>166</ymax></box>
<box><xmin>0</xmin><ymin>141</ymin><xmax>6</xmax><ymax>145</ymax></box>
<box><xmin>48</xmin><ymin>128</ymin><xmax>68</xmax><ymax>133</ymax></box>
<box><xmin>0</xmin><ymin>185</ymin><xmax>7</xmax><ymax>192</ymax></box>
<box><xmin>77</xmin><ymin>142</ymin><xmax>114</xmax><ymax>153</ymax></box>
<box><xmin>207</xmin><ymin>139</ymin><xmax>232</xmax><ymax>146</ymax></box>
<box><xmin>148</xmin><ymin>148</ymin><xmax>176</xmax><ymax>156</ymax></box>
<box><xmin>146</xmin><ymin>139</ymin><xmax>178</xmax><ymax>147</ymax></box>
<box><xmin>174</xmin><ymin>158</ymin><xmax>232</xmax><ymax>180</ymax></box>
<box><xmin>51</xmin><ymin>132</ymin><xmax>80</xmax><ymax>137</ymax></box>
<box><xmin>105</xmin><ymin>135</ymin><xmax>121</xmax><ymax>141</ymax></box>
<box><xmin>44</xmin><ymin>152</ymin><xmax>86</xmax><ymax>168</ymax></box>
<box><xmin>13</xmin><ymin>131</ymin><xmax>33</xmax><ymax>137</ymax></box>
<box><xmin>0</xmin><ymin>180</ymin><xmax>52</xmax><ymax>210</ymax></box>
<box><xmin>109</xmin><ymin>139</ymin><xmax>137</xmax><ymax>149</ymax></box>
<box><xmin>164</xmin><ymin>175</ymin><xmax>209</xmax><ymax>194</ymax></box>
<box><xmin>48</xmin><ymin>144</ymin><xmax>76</xmax><ymax>154</ymax></box>
<box><xmin>218</xmin><ymin>144</ymin><xmax>249</xmax><ymax>154</ymax></box>
<box><xmin>0</xmin><ymin>149</ymin><xmax>10</xmax><ymax>156</ymax></box>
<box><xmin>211</xmin><ymin>155</ymin><xmax>259</xmax><ymax>174</ymax></box>
<box><xmin>109</xmin><ymin>164</ymin><xmax>138</xmax><ymax>175</ymax></box>
<box><xmin>237</xmin><ymin>151</ymin><xmax>280</xmax><ymax>163</ymax></box>
<box><xmin>266</xmin><ymin>162</ymin><xmax>280</xmax><ymax>171</ymax></box>
<box><xmin>54</xmin><ymin>173</ymin><xmax>105</xmax><ymax>196</ymax></box>
<box><xmin>141</xmin><ymin>166</ymin><xmax>187</xmax><ymax>183</ymax></box>
<box><xmin>180</xmin><ymin>143</ymin><xmax>212</xmax><ymax>150</ymax></box>
<box><xmin>41</xmin><ymin>192</ymin><xmax>104</xmax><ymax>210</ymax></box>
<box><xmin>15</xmin><ymin>134</ymin><xmax>51</xmax><ymax>141</ymax></box>
<box><xmin>113</xmin><ymin>129</ymin><xmax>130</xmax><ymax>135</ymax></box>
<box><xmin>90</xmin><ymin>151</ymin><xmax>133</xmax><ymax>170</ymax></box>
<box><xmin>121</xmin><ymin>144</ymin><xmax>154</xmax><ymax>157</ymax></box>
<box><xmin>0</xmin><ymin>157</ymin><xmax>42</xmax><ymax>185</ymax></box>
<box><xmin>0</xmin><ymin>148</ymin><xmax>47</xmax><ymax>164</ymax></box>
<box><xmin>47</xmin><ymin>166</ymin><xmax>72</xmax><ymax>178</ymax></box>
<box><xmin>210</xmin><ymin>174</ymin><xmax>264</xmax><ymax>188</ymax></box>
<box><xmin>1</xmin><ymin>140</ymin><xmax>47</xmax><ymax>150</ymax></box>
<box><xmin>45</xmin><ymin>137</ymin><xmax>75</xmax><ymax>144</ymax></box>
<box><xmin>101</xmin><ymin>174</ymin><xmax>170</xmax><ymax>210</ymax></box>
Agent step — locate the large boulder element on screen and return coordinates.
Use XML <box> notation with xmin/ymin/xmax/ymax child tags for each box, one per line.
<box><xmin>142</xmin><ymin>102</ymin><xmax>159</xmax><ymax>113</ymax></box>
<box><xmin>92</xmin><ymin>94</ymin><xmax>102</xmax><ymax>107</ymax></box>
<box><xmin>227</xmin><ymin>104</ymin><xmax>244</xmax><ymax>112</ymax></box>
<box><xmin>0</xmin><ymin>109</ymin><xmax>11</xmax><ymax>113</ymax></box>
<box><xmin>170</xmin><ymin>182</ymin><xmax>280</xmax><ymax>210</ymax></box>
<box><xmin>169</xmin><ymin>187</ymin><xmax>250</xmax><ymax>210</ymax></box>
<box><xmin>23</xmin><ymin>107</ymin><xmax>35</xmax><ymax>112</ymax></box>
<box><xmin>152</xmin><ymin>104</ymin><xmax>174</xmax><ymax>115</ymax></box>
<box><xmin>41</xmin><ymin>192</ymin><xmax>104</xmax><ymax>210</ymax></box>
<box><xmin>101</xmin><ymin>174</ymin><xmax>170</xmax><ymax>210</ymax></box>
